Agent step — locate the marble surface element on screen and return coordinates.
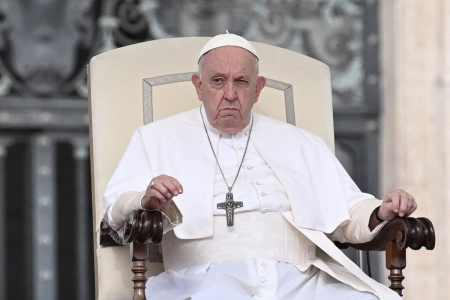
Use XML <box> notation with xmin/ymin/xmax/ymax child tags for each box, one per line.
<box><xmin>380</xmin><ymin>0</ymin><xmax>450</xmax><ymax>298</ymax></box>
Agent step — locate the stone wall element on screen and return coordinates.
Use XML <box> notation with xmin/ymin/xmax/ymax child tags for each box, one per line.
<box><xmin>380</xmin><ymin>0</ymin><xmax>450</xmax><ymax>298</ymax></box>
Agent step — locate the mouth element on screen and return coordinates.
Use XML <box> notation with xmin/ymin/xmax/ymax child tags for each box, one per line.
<box><xmin>219</xmin><ymin>108</ymin><xmax>239</xmax><ymax>116</ymax></box>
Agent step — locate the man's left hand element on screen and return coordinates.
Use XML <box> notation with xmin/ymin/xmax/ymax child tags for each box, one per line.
<box><xmin>378</xmin><ymin>188</ymin><xmax>417</xmax><ymax>221</ymax></box>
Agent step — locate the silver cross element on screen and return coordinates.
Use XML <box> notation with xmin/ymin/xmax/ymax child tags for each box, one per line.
<box><xmin>217</xmin><ymin>192</ymin><xmax>243</xmax><ymax>227</ymax></box>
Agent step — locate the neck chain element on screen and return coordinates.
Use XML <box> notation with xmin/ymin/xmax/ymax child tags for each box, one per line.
<box><xmin>200</xmin><ymin>106</ymin><xmax>253</xmax><ymax>226</ymax></box>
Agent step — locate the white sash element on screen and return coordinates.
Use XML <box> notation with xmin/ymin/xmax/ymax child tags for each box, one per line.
<box><xmin>161</xmin><ymin>211</ymin><xmax>316</xmax><ymax>271</ymax></box>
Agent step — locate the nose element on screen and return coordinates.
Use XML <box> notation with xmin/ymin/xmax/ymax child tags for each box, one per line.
<box><xmin>224</xmin><ymin>80</ymin><xmax>237</xmax><ymax>101</ymax></box>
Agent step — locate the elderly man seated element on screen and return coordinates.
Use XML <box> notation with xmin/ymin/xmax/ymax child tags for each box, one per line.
<box><xmin>103</xmin><ymin>33</ymin><xmax>416</xmax><ymax>300</ymax></box>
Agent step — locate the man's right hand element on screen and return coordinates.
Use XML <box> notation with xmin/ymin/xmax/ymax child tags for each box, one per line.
<box><xmin>141</xmin><ymin>174</ymin><xmax>183</xmax><ymax>210</ymax></box>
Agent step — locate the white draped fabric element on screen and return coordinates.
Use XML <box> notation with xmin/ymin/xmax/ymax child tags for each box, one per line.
<box><xmin>145</xmin><ymin>259</ymin><xmax>378</xmax><ymax>300</ymax></box>
<box><xmin>104</xmin><ymin>107</ymin><xmax>401</xmax><ymax>299</ymax></box>
<box><xmin>103</xmin><ymin>108</ymin><xmax>376</xmax><ymax>237</ymax></box>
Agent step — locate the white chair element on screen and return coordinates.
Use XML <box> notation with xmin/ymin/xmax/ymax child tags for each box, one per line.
<box><xmin>88</xmin><ymin>37</ymin><xmax>435</xmax><ymax>300</ymax></box>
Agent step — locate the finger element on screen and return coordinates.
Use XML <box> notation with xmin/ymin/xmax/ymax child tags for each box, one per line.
<box><xmin>142</xmin><ymin>189</ymin><xmax>166</xmax><ymax>210</ymax></box>
<box><xmin>153</xmin><ymin>174</ymin><xmax>170</xmax><ymax>184</ymax></box>
<box><xmin>161</xmin><ymin>180</ymin><xmax>180</xmax><ymax>196</ymax></box>
<box><xmin>398</xmin><ymin>192</ymin><xmax>409</xmax><ymax>217</ymax></box>
<box><xmin>406</xmin><ymin>201</ymin><xmax>417</xmax><ymax>216</ymax></box>
<box><xmin>405</xmin><ymin>195</ymin><xmax>414</xmax><ymax>215</ymax></box>
<box><xmin>169</xmin><ymin>178</ymin><xmax>183</xmax><ymax>194</ymax></box>
<box><xmin>150</xmin><ymin>189</ymin><xmax>168</xmax><ymax>203</ymax></box>
<box><xmin>153</xmin><ymin>181</ymin><xmax>172</xmax><ymax>199</ymax></box>
<box><xmin>389</xmin><ymin>192</ymin><xmax>400</xmax><ymax>214</ymax></box>
<box><xmin>157</xmin><ymin>175</ymin><xmax>183</xmax><ymax>194</ymax></box>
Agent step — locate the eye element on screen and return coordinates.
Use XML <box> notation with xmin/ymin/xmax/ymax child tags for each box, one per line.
<box><xmin>236</xmin><ymin>79</ymin><xmax>249</xmax><ymax>85</ymax></box>
<box><xmin>211</xmin><ymin>77</ymin><xmax>226</xmax><ymax>89</ymax></box>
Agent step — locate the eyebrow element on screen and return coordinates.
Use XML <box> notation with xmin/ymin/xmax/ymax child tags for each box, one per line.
<box><xmin>210</xmin><ymin>73</ymin><xmax>250</xmax><ymax>80</ymax></box>
<box><xmin>211</xmin><ymin>73</ymin><xmax>227</xmax><ymax>78</ymax></box>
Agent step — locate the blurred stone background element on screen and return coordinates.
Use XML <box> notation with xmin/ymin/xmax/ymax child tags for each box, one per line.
<box><xmin>0</xmin><ymin>0</ymin><xmax>447</xmax><ymax>299</ymax></box>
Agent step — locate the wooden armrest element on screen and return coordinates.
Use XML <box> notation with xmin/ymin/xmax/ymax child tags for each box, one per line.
<box><xmin>100</xmin><ymin>210</ymin><xmax>164</xmax><ymax>300</ymax></box>
<box><xmin>335</xmin><ymin>216</ymin><xmax>435</xmax><ymax>296</ymax></box>
<box><xmin>100</xmin><ymin>210</ymin><xmax>164</xmax><ymax>246</ymax></box>
<box><xmin>343</xmin><ymin>216</ymin><xmax>435</xmax><ymax>251</ymax></box>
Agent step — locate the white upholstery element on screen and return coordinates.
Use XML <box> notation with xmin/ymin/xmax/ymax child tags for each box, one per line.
<box><xmin>89</xmin><ymin>37</ymin><xmax>333</xmax><ymax>300</ymax></box>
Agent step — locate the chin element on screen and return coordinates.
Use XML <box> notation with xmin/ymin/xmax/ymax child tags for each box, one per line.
<box><xmin>219</xmin><ymin>117</ymin><xmax>239</xmax><ymax>127</ymax></box>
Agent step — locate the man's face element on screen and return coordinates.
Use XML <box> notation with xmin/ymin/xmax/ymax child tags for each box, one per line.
<box><xmin>192</xmin><ymin>46</ymin><xmax>266</xmax><ymax>134</ymax></box>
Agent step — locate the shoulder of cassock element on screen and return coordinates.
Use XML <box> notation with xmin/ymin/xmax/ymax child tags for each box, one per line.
<box><xmin>249</xmin><ymin>113</ymin><xmax>378</xmax><ymax>233</ymax></box>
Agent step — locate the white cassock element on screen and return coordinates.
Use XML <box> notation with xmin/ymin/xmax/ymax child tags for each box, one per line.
<box><xmin>104</xmin><ymin>107</ymin><xmax>401</xmax><ymax>300</ymax></box>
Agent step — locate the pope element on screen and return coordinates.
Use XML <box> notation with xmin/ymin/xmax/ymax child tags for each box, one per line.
<box><xmin>104</xmin><ymin>33</ymin><xmax>416</xmax><ymax>300</ymax></box>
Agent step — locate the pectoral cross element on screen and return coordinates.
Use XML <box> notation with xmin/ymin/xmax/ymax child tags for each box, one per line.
<box><xmin>217</xmin><ymin>192</ymin><xmax>243</xmax><ymax>227</ymax></box>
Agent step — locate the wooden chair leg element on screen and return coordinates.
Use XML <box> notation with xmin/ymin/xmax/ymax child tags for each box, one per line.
<box><xmin>385</xmin><ymin>241</ymin><xmax>406</xmax><ymax>297</ymax></box>
<box><xmin>131</xmin><ymin>241</ymin><xmax>149</xmax><ymax>300</ymax></box>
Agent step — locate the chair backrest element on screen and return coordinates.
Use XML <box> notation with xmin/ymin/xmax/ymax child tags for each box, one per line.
<box><xmin>89</xmin><ymin>37</ymin><xmax>333</xmax><ymax>300</ymax></box>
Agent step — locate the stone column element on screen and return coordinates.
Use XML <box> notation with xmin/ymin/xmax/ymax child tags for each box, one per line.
<box><xmin>380</xmin><ymin>0</ymin><xmax>450</xmax><ymax>299</ymax></box>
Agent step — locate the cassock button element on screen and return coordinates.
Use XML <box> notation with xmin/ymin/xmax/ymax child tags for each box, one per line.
<box><xmin>255</xmin><ymin>182</ymin><xmax>261</xmax><ymax>185</ymax></box>
<box><xmin>261</xmin><ymin>262</ymin><xmax>267</xmax><ymax>268</ymax></box>
<box><xmin>261</xmin><ymin>192</ymin><xmax>266</xmax><ymax>196</ymax></box>
<box><xmin>247</xmin><ymin>166</ymin><xmax>252</xmax><ymax>170</ymax></box>
<box><xmin>260</xmin><ymin>277</ymin><xmax>267</xmax><ymax>283</ymax></box>
<box><xmin>237</xmin><ymin>145</ymin><xmax>243</xmax><ymax>150</ymax></box>
<box><xmin>257</xmin><ymin>293</ymin><xmax>263</xmax><ymax>297</ymax></box>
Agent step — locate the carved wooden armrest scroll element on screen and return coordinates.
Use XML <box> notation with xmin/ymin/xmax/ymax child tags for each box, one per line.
<box><xmin>100</xmin><ymin>210</ymin><xmax>164</xmax><ymax>300</ymax></box>
<box><xmin>335</xmin><ymin>216</ymin><xmax>435</xmax><ymax>297</ymax></box>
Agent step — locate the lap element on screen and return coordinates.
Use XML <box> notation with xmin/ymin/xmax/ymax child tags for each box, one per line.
<box><xmin>145</xmin><ymin>259</ymin><xmax>378</xmax><ymax>300</ymax></box>
<box><xmin>274</xmin><ymin>262</ymin><xmax>378</xmax><ymax>300</ymax></box>
<box><xmin>146</xmin><ymin>260</ymin><xmax>256</xmax><ymax>300</ymax></box>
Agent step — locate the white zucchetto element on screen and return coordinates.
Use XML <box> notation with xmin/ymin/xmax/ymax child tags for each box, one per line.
<box><xmin>198</xmin><ymin>31</ymin><xmax>259</xmax><ymax>63</ymax></box>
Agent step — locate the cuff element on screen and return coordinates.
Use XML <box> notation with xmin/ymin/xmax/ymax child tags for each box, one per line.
<box><xmin>160</xmin><ymin>201</ymin><xmax>183</xmax><ymax>234</ymax></box>
<box><xmin>330</xmin><ymin>198</ymin><xmax>387</xmax><ymax>244</ymax></box>
<box><xmin>106</xmin><ymin>191</ymin><xmax>183</xmax><ymax>233</ymax></box>
<box><xmin>357</xmin><ymin>198</ymin><xmax>387</xmax><ymax>238</ymax></box>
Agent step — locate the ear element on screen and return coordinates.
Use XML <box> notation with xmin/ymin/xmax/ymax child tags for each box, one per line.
<box><xmin>191</xmin><ymin>73</ymin><xmax>203</xmax><ymax>101</ymax></box>
<box><xmin>254</xmin><ymin>76</ymin><xmax>266</xmax><ymax>103</ymax></box>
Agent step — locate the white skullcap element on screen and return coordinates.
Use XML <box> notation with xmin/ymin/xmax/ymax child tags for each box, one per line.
<box><xmin>198</xmin><ymin>31</ymin><xmax>259</xmax><ymax>63</ymax></box>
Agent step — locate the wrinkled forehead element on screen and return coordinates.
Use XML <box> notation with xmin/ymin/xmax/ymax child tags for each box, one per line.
<box><xmin>200</xmin><ymin>46</ymin><xmax>258</xmax><ymax>75</ymax></box>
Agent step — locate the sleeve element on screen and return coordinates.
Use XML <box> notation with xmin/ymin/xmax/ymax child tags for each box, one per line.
<box><xmin>103</xmin><ymin>128</ymin><xmax>183</xmax><ymax>233</ymax></box>
<box><xmin>328</xmin><ymin>198</ymin><xmax>387</xmax><ymax>244</ymax></box>
<box><xmin>104</xmin><ymin>191</ymin><xmax>182</xmax><ymax>233</ymax></box>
